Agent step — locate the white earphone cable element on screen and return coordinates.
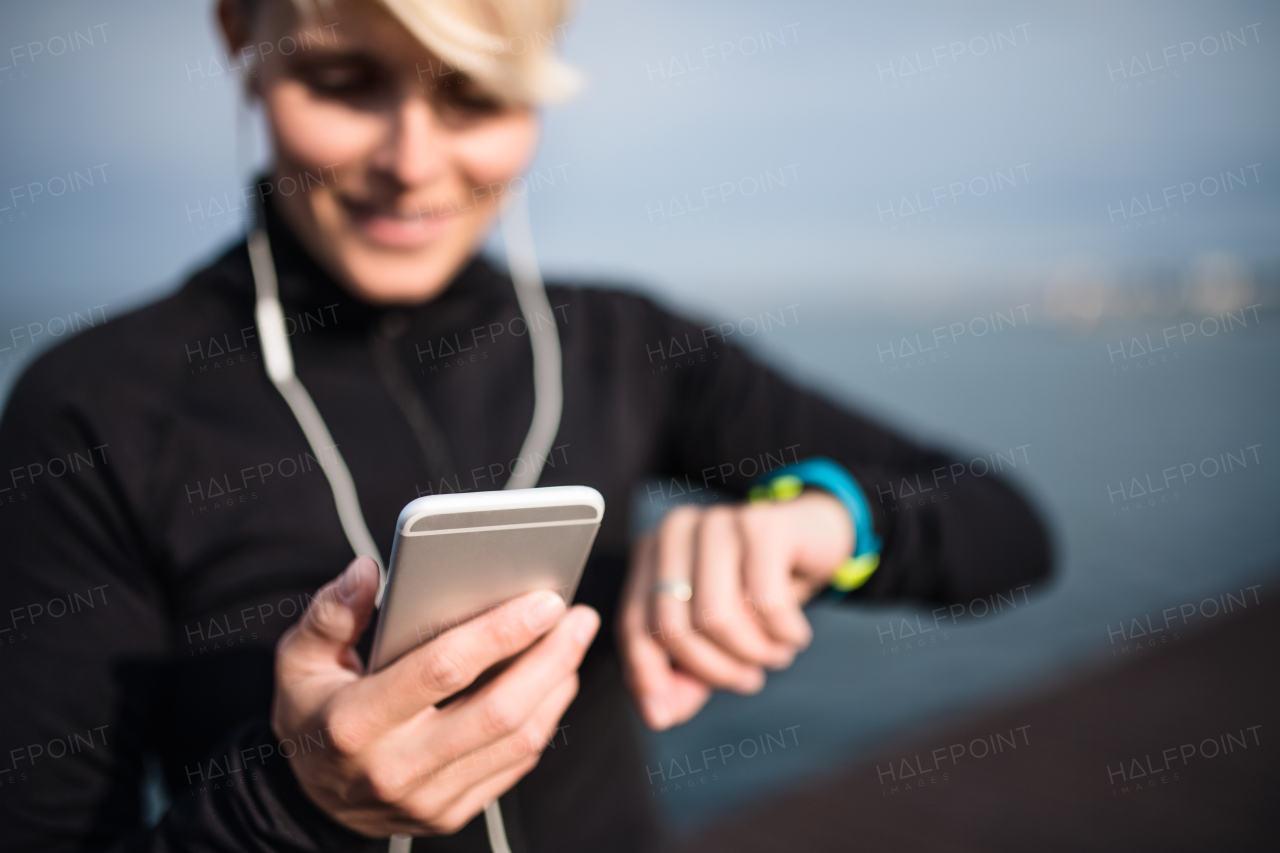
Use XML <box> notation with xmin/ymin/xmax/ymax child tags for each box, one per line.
<box><xmin>248</xmin><ymin>228</ymin><xmax>389</xmax><ymax>597</ymax></box>
<box><xmin>248</xmin><ymin>188</ymin><xmax>560</xmax><ymax>853</ymax></box>
<box><xmin>499</xmin><ymin>189</ymin><xmax>563</xmax><ymax>492</ymax></box>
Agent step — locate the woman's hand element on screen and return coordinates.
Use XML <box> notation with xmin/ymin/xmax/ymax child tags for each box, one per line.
<box><xmin>617</xmin><ymin>492</ymin><xmax>853</xmax><ymax>731</ymax></box>
<box><xmin>271</xmin><ymin>556</ymin><xmax>599</xmax><ymax>838</ymax></box>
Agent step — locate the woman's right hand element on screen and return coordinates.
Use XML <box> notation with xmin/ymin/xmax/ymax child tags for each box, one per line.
<box><xmin>270</xmin><ymin>556</ymin><xmax>600</xmax><ymax>838</ymax></box>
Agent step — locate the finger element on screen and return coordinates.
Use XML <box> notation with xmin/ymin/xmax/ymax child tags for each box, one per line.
<box><xmin>652</xmin><ymin>512</ymin><xmax>764</xmax><ymax>693</ymax></box>
<box><xmin>619</xmin><ymin>534</ymin><xmax>656</xmax><ymax>632</ymax></box>
<box><xmin>372</xmin><ymin>747</ymin><xmax>540</xmax><ymax>837</ymax></box>
<box><xmin>401</xmin><ymin>673</ymin><xmax>580</xmax><ymax>831</ymax></box>
<box><xmin>435</xmin><ymin>755</ymin><xmax>541</xmax><ymax>836</ymax></box>
<box><xmin>441</xmin><ymin>672</ymin><xmax>576</xmax><ymax>794</ymax></box>
<box><xmin>647</xmin><ymin>508</ymin><xmax>697</xmax><ymax>660</ymax></box>
<box><xmin>411</xmin><ymin>754</ymin><xmax>539</xmax><ymax>837</ymax></box>
<box><xmin>740</xmin><ymin>508</ymin><xmax>813</xmax><ymax>648</ymax></box>
<box><xmin>661</xmin><ymin>664</ymin><xmax>714</xmax><ymax>729</ymax></box>
<box><xmin>433</xmin><ymin>606</ymin><xmax>597</xmax><ymax>758</ymax></box>
<box><xmin>691</xmin><ymin>508</ymin><xmax>795</xmax><ymax>669</ymax></box>
<box><xmin>327</xmin><ymin>635</ymin><xmax>583</xmax><ymax>827</ymax></box>
<box><xmin>618</xmin><ymin>536</ymin><xmax>674</xmax><ymax>724</ymax></box>
<box><xmin>660</xmin><ymin>604</ymin><xmax>766</xmax><ymax>694</ymax></box>
<box><xmin>363</xmin><ymin>589</ymin><xmax>567</xmax><ymax>726</ymax></box>
<box><xmin>629</xmin><ymin>641</ymin><xmax>712</xmax><ymax>731</ymax></box>
<box><xmin>277</xmin><ymin>556</ymin><xmax>380</xmax><ymax>681</ymax></box>
<box><xmin>651</xmin><ymin>505</ymin><xmax>700</xmax><ymax>593</ymax></box>
<box><xmin>647</xmin><ymin>507</ymin><xmax>701</xmax><ymax>650</ymax></box>
<box><xmin>619</xmin><ymin>537</ymin><xmax>714</xmax><ymax>729</ymax></box>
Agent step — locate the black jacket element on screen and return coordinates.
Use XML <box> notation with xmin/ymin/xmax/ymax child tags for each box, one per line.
<box><xmin>0</xmin><ymin>201</ymin><xmax>1051</xmax><ymax>851</ymax></box>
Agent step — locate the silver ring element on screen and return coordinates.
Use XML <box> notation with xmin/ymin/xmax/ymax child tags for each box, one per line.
<box><xmin>652</xmin><ymin>579</ymin><xmax>693</xmax><ymax>602</ymax></box>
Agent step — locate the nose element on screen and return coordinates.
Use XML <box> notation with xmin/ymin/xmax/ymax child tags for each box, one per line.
<box><xmin>373</xmin><ymin>91</ymin><xmax>448</xmax><ymax>189</ymax></box>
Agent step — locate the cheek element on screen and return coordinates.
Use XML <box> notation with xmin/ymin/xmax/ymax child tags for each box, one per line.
<box><xmin>454</xmin><ymin>116</ymin><xmax>538</xmax><ymax>187</ymax></box>
<box><xmin>265</xmin><ymin>82</ymin><xmax>384</xmax><ymax>169</ymax></box>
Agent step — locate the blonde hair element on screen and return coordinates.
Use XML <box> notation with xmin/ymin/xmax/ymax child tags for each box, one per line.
<box><xmin>286</xmin><ymin>0</ymin><xmax>581</xmax><ymax>106</ymax></box>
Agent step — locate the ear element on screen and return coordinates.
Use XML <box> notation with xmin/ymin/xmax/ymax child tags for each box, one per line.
<box><xmin>508</xmin><ymin>108</ymin><xmax>543</xmax><ymax>178</ymax></box>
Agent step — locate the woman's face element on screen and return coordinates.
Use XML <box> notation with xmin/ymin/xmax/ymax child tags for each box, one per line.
<box><xmin>219</xmin><ymin>0</ymin><xmax>539</xmax><ymax>304</ymax></box>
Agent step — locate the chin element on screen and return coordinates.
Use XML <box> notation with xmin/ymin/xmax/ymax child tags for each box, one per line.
<box><xmin>339</xmin><ymin>245</ymin><xmax>459</xmax><ymax>305</ymax></box>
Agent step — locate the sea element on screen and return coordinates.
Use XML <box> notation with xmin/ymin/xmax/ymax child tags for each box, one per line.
<box><xmin>636</xmin><ymin>305</ymin><xmax>1280</xmax><ymax>829</ymax></box>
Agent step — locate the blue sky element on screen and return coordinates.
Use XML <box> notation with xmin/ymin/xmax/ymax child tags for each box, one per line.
<box><xmin>1</xmin><ymin>0</ymin><xmax>1278</xmax><ymax>397</ymax></box>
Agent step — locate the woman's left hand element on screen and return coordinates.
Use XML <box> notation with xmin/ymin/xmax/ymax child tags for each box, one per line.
<box><xmin>616</xmin><ymin>491</ymin><xmax>853</xmax><ymax>731</ymax></box>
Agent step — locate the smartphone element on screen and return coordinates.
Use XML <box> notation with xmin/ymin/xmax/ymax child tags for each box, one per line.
<box><xmin>368</xmin><ymin>486</ymin><xmax>605</xmax><ymax>672</ymax></box>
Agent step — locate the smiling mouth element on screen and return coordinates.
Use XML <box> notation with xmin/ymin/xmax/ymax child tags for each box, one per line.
<box><xmin>337</xmin><ymin>196</ymin><xmax>457</xmax><ymax>249</ymax></box>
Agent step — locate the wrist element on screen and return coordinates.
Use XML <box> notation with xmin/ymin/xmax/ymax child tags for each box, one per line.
<box><xmin>749</xmin><ymin>458</ymin><xmax>882</xmax><ymax>597</ymax></box>
<box><xmin>788</xmin><ymin>491</ymin><xmax>855</xmax><ymax>570</ymax></box>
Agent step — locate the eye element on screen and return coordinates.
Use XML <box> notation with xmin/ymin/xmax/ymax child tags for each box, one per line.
<box><xmin>438</xmin><ymin>77</ymin><xmax>503</xmax><ymax>116</ymax></box>
<box><xmin>298</xmin><ymin>58</ymin><xmax>386</xmax><ymax>98</ymax></box>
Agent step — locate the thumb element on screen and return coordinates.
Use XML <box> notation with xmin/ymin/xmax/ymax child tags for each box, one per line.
<box><xmin>279</xmin><ymin>555</ymin><xmax>380</xmax><ymax>676</ymax></box>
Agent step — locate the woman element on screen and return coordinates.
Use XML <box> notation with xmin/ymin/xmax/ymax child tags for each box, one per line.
<box><xmin>0</xmin><ymin>0</ymin><xmax>1051</xmax><ymax>850</ymax></box>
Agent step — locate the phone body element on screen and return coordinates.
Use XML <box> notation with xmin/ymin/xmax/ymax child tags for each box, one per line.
<box><xmin>368</xmin><ymin>486</ymin><xmax>605</xmax><ymax>672</ymax></box>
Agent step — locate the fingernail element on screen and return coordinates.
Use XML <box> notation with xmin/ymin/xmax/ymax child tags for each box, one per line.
<box><xmin>644</xmin><ymin>696</ymin><xmax>669</xmax><ymax>730</ymax></box>
<box><xmin>522</xmin><ymin>590</ymin><xmax>566</xmax><ymax>632</ymax></box>
<box><xmin>569</xmin><ymin>607</ymin><xmax>600</xmax><ymax>646</ymax></box>
<box><xmin>337</xmin><ymin>558</ymin><xmax>365</xmax><ymax>602</ymax></box>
